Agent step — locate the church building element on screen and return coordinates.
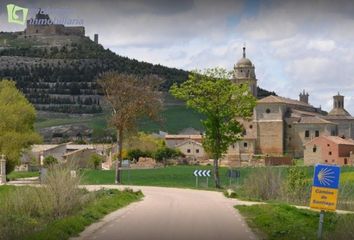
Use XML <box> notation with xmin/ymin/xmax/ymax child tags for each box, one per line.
<box><xmin>228</xmin><ymin>47</ymin><xmax>354</xmax><ymax>162</ymax></box>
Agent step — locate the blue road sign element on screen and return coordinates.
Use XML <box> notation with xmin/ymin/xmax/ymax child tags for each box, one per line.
<box><xmin>313</xmin><ymin>164</ymin><xmax>340</xmax><ymax>189</ymax></box>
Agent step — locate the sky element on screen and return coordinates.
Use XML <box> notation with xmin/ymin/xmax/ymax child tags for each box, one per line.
<box><xmin>1</xmin><ymin>0</ymin><xmax>354</xmax><ymax>114</ymax></box>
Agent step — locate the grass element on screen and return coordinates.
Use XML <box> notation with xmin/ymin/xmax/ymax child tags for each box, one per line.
<box><xmin>7</xmin><ymin>171</ymin><xmax>39</xmax><ymax>181</ymax></box>
<box><xmin>35</xmin><ymin>104</ymin><xmax>204</xmax><ymax>134</ymax></box>
<box><xmin>236</xmin><ymin>204</ymin><xmax>354</xmax><ymax>240</ymax></box>
<box><xmin>81</xmin><ymin>165</ymin><xmax>354</xmax><ymax>188</ymax></box>
<box><xmin>82</xmin><ymin>165</ymin><xmax>224</xmax><ymax>189</ymax></box>
<box><xmin>0</xmin><ymin>185</ymin><xmax>16</xmax><ymax>200</ymax></box>
<box><xmin>0</xmin><ymin>187</ymin><xmax>143</xmax><ymax>240</ymax></box>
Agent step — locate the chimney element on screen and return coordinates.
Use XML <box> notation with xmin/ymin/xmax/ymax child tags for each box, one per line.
<box><xmin>94</xmin><ymin>34</ymin><xmax>99</xmax><ymax>44</ymax></box>
<box><xmin>299</xmin><ymin>90</ymin><xmax>309</xmax><ymax>104</ymax></box>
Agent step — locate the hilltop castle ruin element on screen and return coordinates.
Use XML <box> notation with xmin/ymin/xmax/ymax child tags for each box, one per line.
<box><xmin>24</xmin><ymin>9</ymin><xmax>85</xmax><ymax>36</ymax></box>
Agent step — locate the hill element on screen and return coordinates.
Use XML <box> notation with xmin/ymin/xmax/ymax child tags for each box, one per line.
<box><xmin>0</xmin><ymin>32</ymin><xmax>189</xmax><ymax>113</ymax></box>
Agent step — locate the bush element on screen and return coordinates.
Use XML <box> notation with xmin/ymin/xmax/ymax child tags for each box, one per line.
<box><xmin>89</xmin><ymin>154</ymin><xmax>103</xmax><ymax>169</ymax></box>
<box><xmin>242</xmin><ymin>167</ymin><xmax>283</xmax><ymax>200</ymax></box>
<box><xmin>0</xmin><ymin>164</ymin><xmax>87</xmax><ymax>240</ymax></box>
<box><xmin>127</xmin><ymin>149</ymin><xmax>152</xmax><ymax>161</ymax></box>
<box><xmin>44</xmin><ymin>164</ymin><xmax>85</xmax><ymax>218</ymax></box>
<box><xmin>154</xmin><ymin>147</ymin><xmax>183</xmax><ymax>162</ymax></box>
<box><xmin>284</xmin><ymin>167</ymin><xmax>311</xmax><ymax>205</ymax></box>
<box><xmin>43</xmin><ymin>155</ymin><xmax>58</xmax><ymax>167</ymax></box>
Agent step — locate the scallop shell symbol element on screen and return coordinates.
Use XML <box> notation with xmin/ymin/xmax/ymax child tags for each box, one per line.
<box><xmin>317</xmin><ymin>168</ymin><xmax>335</xmax><ymax>186</ymax></box>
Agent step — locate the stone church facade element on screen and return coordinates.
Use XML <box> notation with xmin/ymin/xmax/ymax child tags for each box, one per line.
<box><xmin>229</xmin><ymin>47</ymin><xmax>354</xmax><ymax>160</ymax></box>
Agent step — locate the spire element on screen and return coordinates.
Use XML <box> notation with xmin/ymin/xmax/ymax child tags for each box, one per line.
<box><xmin>243</xmin><ymin>43</ymin><xmax>246</xmax><ymax>58</ymax></box>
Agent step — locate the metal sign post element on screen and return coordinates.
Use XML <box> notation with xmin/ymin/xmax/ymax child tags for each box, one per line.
<box><xmin>317</xmin><ymin>210</ymin><xmax>325</xmax><ymax>239</ymax></box>
<box><xmin>227</xmin><ymin>169</ymin><xmax>240</xmax><ymax>187</ymax></box>
<box><xmin>309</xmin><ymin>164</ymin><xmax>341</xmax><ymax>240</ymax></box>
<box><xmin>193</xmin><ymin>170</ymin><xmax>211</xmax><ymax>188</ymax></box>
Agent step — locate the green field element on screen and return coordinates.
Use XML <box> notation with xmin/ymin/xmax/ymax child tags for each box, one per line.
<box><xmin>236</xmin><ymin>204</ymin><xmax>353</xmax><ymax>240</ymax></box>
<box><xmin>7</xmin><ymin>171</ymin><xmax>40</xmax><ymax>181</ymax></box>
<box><xmin>82</xmin><ymin>165</ymin><xmax>354</xmax><ymax>187</ymax></box>
<box><xmin>82</xmin><ymin>165</ymin><xmax>224</xmax><ymax>188</ymax></box>
<box><xmin>35</xmin><ymin>105</ymin><xmax>204</xmax><ymax>134</ymax></box>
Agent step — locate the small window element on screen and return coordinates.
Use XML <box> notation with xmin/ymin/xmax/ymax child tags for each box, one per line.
<box><xmin>249</xmin><ymin>125</ymin><xmax>253</xmax><ymax>129</ymax></box>
<box><xmin>305</xmin><ymin>130</ymin><xmax>310</xmax><ymax>138</ymax></box>
<box><xmin>266</xmin><ymin>109</ymin><xmax>271</xmax><ymax>114</ymax></box>
<box><xmin>313</xmin><ymin>145</ymin><xmax>317</xmax><ymax>153</ymax></box>
<box><xmin>232</xmin><ymin>144</ymin><xmax>235</xmax><ymax>149</ymax></box>
<box><xmin>187</xmin><ymin>149</ymin><xmax>191</xmax><ymax>153</ymax></box>
<box><xmin>288</xmin><ymin>125</ymin><xmax>292</xmax><ymax>128</ymax></box>
<box><xmin>325</xmin><ymin>160</ymin><xmax>328</xmax><ymax>163</ymax></box>
<box><xmin>243</xmin><ymin>142</ymin><xmax>248</xmax><ymax>148</ymax></box>
<box><xmin>329</xmin><ymin>152</ymin><xmax>332</xmax><ymax>155</ymax></box>
<box><xmin>344</xmin><ymin>158</ymin><xmax>348</xmax><ymax>165</ymax></box>
<box><xmin>196</xmin><ymin>149</ymin><xmax>199</xmax><ymax>153</ymax></box>
<box><xmin>327</xmin><ymin>144</ymin><xmax>330</xmax><ymax>147</ymax></box>
<box><xmin>315</xmin><ymin>130</ymin><xmax>319</xmax><ymax>137</ymax></box>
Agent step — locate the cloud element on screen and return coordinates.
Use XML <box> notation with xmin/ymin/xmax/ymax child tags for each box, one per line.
<box><xmin>1</xmin><ymin>0</ymin><xmax>354</xmax><ymax>114</ymax></box>
<box><xmin>307</xmin><ymin>40</ymin><xmax>336</xmax><ymax>52</ymax></box>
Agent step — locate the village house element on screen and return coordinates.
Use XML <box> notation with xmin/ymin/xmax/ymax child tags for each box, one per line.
<box><xmin>165</xmin><ymin>134</ymin><xmax>206</xmax><ymax>160</ymax></box>
<box><xmin>304</xmin><ymin>136</ymin><xmax>354</xmax><ymax>166</ymax></box>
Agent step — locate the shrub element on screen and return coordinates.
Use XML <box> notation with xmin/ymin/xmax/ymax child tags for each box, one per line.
<box><xmin>127</xmin><ymin>149</ymin><xmax>152</xmax><ymax>161</ymax></box>
<box><xmin>89</xmin><ymin>154</ymin><xmax>103</xmax><ymax>169</ymax></box>
<box><xmin>242</xmin><ymin>167</ymin><xmax>283</xmax><ymax>200</ymax></box>
<box><xmin>154</xmin><ymin>147</ymin><xmax>183</xmax><ymax>162</ymax></box>
<box><xmin>0</xmin><ymin>164</ymin><xmax>87</xmax><ymax>240</ymax></box>
<box><xmin>43</xmin><ymin>155</ymin><xmax>58</xmax><ymax>167</ymax></box>
<box><xmin>284</xmin><ymin>167</ymin><xmax>311</xmax><ymax>205</ymax></box>
<box><xmin>44</xmin><ymin>164</ymin><xmax>85</xmax><ymax>218</ymax></box>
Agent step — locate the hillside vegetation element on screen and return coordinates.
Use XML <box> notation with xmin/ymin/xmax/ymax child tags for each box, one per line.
<box><xmin>0</xmin><ymin>33</ymin><xmax>188</xmax><ymax>113</ymax></box>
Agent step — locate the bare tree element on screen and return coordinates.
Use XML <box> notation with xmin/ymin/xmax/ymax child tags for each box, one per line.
<box><xmin>98</xmin><ymin>72</ymin><xmax>162</xmax><ymax>183</ymax></box>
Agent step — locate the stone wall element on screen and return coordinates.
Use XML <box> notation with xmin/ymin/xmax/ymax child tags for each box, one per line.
<box><xmin>265</xmin><ymin>156</ymin><xmax>293</xmax><ymax>166</ymax></box>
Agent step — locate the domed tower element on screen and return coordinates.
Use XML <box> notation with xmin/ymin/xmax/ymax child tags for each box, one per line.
<box><xmin>233</xmin><ymin>46</ymin><xmax>257</xmax><ymax>97</ymax></box>
<box><xmin>329</xmin><ymin>93</ymin><xmax>351</xmax><ymax>116</ymax></box>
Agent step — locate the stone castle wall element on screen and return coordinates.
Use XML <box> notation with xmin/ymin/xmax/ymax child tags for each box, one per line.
<box><xmin>25</xmin><ymin>23</ymin><xmax>84</xmax><ymax>36</ymax></box>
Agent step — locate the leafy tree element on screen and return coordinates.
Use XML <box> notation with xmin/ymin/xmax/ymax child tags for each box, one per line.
<box><xmin>127</xmin><ymin>149</ymin><xmax>144</xmax><ymax>161</ymax></box>
<box><xmin>125</xmin><ymin>132</ymin><xmax>164</xmax><ymax>153</ymax></box>
<box><xmin>127</xmin><ymin>149</ymin><xmax>153</xmax><ymax>161</ymax></box>
<box><xmin>0</xmin><ymin>80</ymin><xmax>41</xmax><ymax>173</ymax></box>
<box><xmin>98</xmin><ymin>72</ymin><xmax>162</xmax><ymax>184</ymax></box>
<box><xmin>170</xmin><ymin>68</ymin><xmax>256</xmax><ymax>188</ymax></box>
<box><xmin>43</xmin><ymin>155</ymin><xmax>58</xmax><ymax>167</ymax></box>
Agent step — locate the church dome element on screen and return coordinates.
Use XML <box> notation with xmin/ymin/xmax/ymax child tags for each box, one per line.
<box><xmin>236</xmin><ymin>57</ymin><xmax>253</xmax><ymax>66</ymax></box>
<box><xmin>235</xmin><ymin>46</ymin><xmax>253</xmax><ymax>67</ymax></box>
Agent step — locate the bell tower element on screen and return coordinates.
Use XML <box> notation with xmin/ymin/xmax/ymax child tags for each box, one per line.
<box><xmin>233</xmin><ymin>45</ymin><xmax>257</xmax><ymax>97</ymax></box>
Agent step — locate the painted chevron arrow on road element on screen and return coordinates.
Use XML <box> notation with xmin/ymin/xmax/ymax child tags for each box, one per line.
<box><xmin>193</xmin><ymin>170</ymin><xmax>211</xmax><ymax>177</ymax></box>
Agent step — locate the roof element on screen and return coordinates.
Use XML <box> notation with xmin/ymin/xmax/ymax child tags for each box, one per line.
<box><xmin>324</xmin><ymin>115</ymin><xmax>354</xmax><ymax>120</ymax></box>
<box><xmin>165</xmin><ymin>135</ymin><xmax>203</xmax><ymax>140</ymax></box>
<box><xmin>297</xmin><ymin>116</ymin><xmax>336</xmax><ymax>125</ymax></box>
<box><xmin>31</xmin><ymin>144</ymin><xmax>65</xmax><ymax>152</ymax></box>
<box><xmin>305</xmin><ymin>136</ymin><xmax>354</xmax><ymax>146</ymax></box>
<box><xmin>328</xmin><ymin>108</ymin><xmax>351</xmax><ymax>117</ymax></box>
<box><xmin>236</xmin><ymin>57</ymin><xmax>253</xmax><ymax>66</ymax></box>
<box><xmin>63</xmin><ymin>148</ymin><xmax>96</xmax><ymax>157</ymax></box>
<box><xmin>290</xmin><ymin>109</ymin><xmax>323</xmax><ymax>118</ymax></box>
<box><xmin>66</xmin><ymin>144</ymin><xmax>114</xmax><ymax>151</ymax></box>
<box><xmin>257</xmin><ymin>95</ymin><xmax>313</xmax><ymax>107</ymax></box>
<box><xmin>175</xmin><ymin>139</ymin><xmax>203</xmax><ymax>148</ymax></box>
